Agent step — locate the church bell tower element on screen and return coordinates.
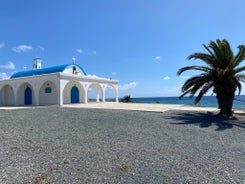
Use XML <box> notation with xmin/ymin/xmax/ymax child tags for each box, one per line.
<box><xmin>33</xmin><ymin>58</ymin><xmax>42</xmax><ymax>70</ymax></box>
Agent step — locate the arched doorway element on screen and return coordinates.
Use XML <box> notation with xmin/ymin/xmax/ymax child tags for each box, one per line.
<box><xmin>88</xmin><ymin>83</ymin><xmax>103</xmax><ymax>102</ymax></box>
<box><xmin>1</xmin><ymin>85</ymin><xmax>15</xmax><ymax>105</ymax></box>
<box><xmin>24</xmin><ymin>87</ymin><xmax>32</xmax><ymax>105</ymax></box>
<box><xmin>71</xmin><ymin>86</ymin><xmax>79</xmax><ymax>103</ymax></box>
<box><xmin>105</xmin><ymin>85</ymin><xmax>117</xmax><ymax>102</ymax></box>
<box><xmin>16</xmin><ymin>83</ymin><xmax>35</xmax><ymax>105</ymax></box>
<box><xmin>63</xmin><ymin>81</ymin><xmax>85</xmax><ymax>104</ymax></box>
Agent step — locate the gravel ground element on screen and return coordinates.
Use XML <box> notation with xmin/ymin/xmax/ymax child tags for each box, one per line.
<box><xmin>0</xmin><ymin>107</ymin><xmax>244</xmax><ymax>184</ymax></box>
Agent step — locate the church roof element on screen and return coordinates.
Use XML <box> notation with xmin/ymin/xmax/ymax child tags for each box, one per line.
<box><xmin>10</xmin><ymin>64</ymin><xmax>86</xmax><ymax>79</ymax></box>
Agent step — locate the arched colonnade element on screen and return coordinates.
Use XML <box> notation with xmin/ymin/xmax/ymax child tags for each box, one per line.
<box><xmin>0</xmin><ymin>75</ymin><xmax>118</xmax><ymax>106</ymax></box>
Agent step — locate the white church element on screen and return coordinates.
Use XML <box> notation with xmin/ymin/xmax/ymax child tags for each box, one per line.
<box><xmin>0</xmin><ymin>58</ymin><xmax>119</xmax><ymax>106</ymax></box>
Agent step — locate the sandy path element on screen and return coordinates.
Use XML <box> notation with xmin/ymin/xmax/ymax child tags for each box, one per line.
<box><xmin>63</xmin><ymin>102</ymin><xmax>218</xmax><ymax>112</ymax></box>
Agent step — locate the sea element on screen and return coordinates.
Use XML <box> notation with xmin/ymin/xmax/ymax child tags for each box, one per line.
<box><xmin>129</xmin><ymin>95</ymin><xmax>245</xmax><ymax>109</ymax></box>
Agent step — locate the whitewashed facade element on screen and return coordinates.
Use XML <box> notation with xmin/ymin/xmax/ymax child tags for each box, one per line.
<box><xmin>0</xmin><ymin>59</ymin><xmax>118</xmax><ymax>106</ymax></box>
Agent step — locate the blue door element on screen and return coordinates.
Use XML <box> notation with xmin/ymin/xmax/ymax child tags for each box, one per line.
<box><xmin>71</xmin><ymin>86</ymin><xmax>79</xmax><ymax>103</ymax></box>
<box><xmin>24</xmin><ymin>87</ymin><xmax>32</xmax><ymax>105</ymax></box>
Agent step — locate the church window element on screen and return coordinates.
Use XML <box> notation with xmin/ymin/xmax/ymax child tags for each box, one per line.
<box><xmin>73</xmin><ymin>66</ymin><xmax>76</xmax><ymax>74</ymax></box>
<box><xmin>45</xmin><ymin>87</ymin><xmax>52</xmax><ymax>93</ymax></box>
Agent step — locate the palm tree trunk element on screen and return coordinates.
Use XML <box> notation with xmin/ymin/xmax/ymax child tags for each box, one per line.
<box><xmin>216</xmin><ymin>93</ymin><xmax>234</xmax><ymax>117</ymax></box>
<box><xmin>215</xmin><ymin>82</ymin><xmax>235</xmax><ymax>117</ymax></box>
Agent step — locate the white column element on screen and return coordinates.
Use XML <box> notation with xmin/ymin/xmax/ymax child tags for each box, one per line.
<box><xmin>115</xmin><ymin>86</ymin><xmax>119</xmax><ymax>102</ymax></box>
<box><xmin>2</xmin><ymin>89</ymin><xmax>5</xmax><ymax>105</ymax></box>
<box><xmin>12</xmin><ymin>85</ymin><xmax>17</xmax><ymax>106</ymax></box>
<box><xmin>102</xmin><ymin>87</ymin><xmax>105</xmax><ymax>103</ymax></box>
<box><xmin>32</xmin><ymin>83</ymin><xmax>39</xmax><ymax>106</ymax></box>
<box><xmin>96</xmin><ymin>89</ymin><xmax>100</xmax><ymax>102</ymax></box>
<box><xmin>13</xmin><ymin>83</ymin><xmax>20</xmax><ymax>106</ymax></box>
<box><xmin>84</xmin><ymin>90</ymin><xmax>88</xmax><ymax>104</ymax></box>
<box><xmin>34</xmin><ymin>91</ymin><xmax>39</xmax><ymax>105</ymax></box>
<box><xmin>59</xmin><ymin>79</ymin><xmax>66</xmax><ymax>106</ymax></box>
<box><xmin>59</xmin><ymin>88</ymin><xmax>63</xmax><ymax>106</ymax></box>
<box><xmin>83</xmin><ymin>83</ymin><xmax>88</xmax><ymax>104</ymax></box>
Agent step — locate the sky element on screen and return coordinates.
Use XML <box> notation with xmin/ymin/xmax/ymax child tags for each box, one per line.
<box><xmin>1</xmin><ymin>0</ymin><xmax>245</xmax><ymax>98</ymax></box>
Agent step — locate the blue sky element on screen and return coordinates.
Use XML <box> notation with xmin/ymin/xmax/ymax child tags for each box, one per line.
<box><xmin>1</xmin><ymin>0</ymin><xmax>245</xmax><ymax>97</ymax></box>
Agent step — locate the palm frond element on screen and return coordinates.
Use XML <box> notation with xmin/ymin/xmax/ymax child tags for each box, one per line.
<box><xmin>187</xmin><ymin>53</ymin><xmax>217</xmax><ymax>68</ymax></box>
<box><xmin>209</xmin><ymin>39</ymin><xmax>234</xmax><ymax>69</ymax></box>
<box><xmin>233</xmin><ymin>78</ymin><xmax>242</xmax><ymax>95</ymax></box>
<box><xmin>181</xmin><ymin>75</ymin><xmax>205</xmax><ymax>92</ymax></box>
<box><xmin>208</xmin><ymin>40</ymin><xmax>224</xmax><ymax>66</ymax></box>
<box><xmin>189</xmin><ymin>77</ymin><xmax>211</xmax><ymax>97</ymax></box>
<box><xmin>203</xmin><ymin>44</ymin><xmax>215</xmax><ymax>58</ymax></box>
<box><xmin>194</xmin><ymin>82</ymin><xmax>213</xmax><ymax>104</ymax></box>
<box><xmin>180</xmin><ymin>74</ymin><xmax>212</xmax><ymax>100</ymax></box>
<box><xmin>177</xmin><ymin>66</ymin><xmax>211</xmax><ymax>76</ymax></box>
<box><xmin>235</xmin><ymin>74</ymin><xmax>245</xmax><ymax>83</ymax></box>
<box><xmin>234</xmin><ymin>45</ymin><xmax>245</xmax><ymax>68</ymax></box>
<box><xmin>234</xmin><ymin>66</ymin><xmax>245</xmax><ymax>74</ymax></box>
<box><xmin>179</xmin><ymin>89</ymin><xmax>192</xmax><ymax>99</ymax></box>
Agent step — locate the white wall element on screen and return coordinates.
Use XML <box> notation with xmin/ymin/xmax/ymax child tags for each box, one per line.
<box><xmin>39</xmin><ymin>81</ymin><xmax>58</xmax><ymax>105</ymax></box>
<box><xmin>62</xmin><ymin>65</ymin><xmax>86</xmax><ymax>76</ymax></box>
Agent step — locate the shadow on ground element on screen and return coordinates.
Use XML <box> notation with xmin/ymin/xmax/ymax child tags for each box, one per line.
<box><xmin>169</xmin><ymin>111</ymin><xmax>245</xmax><ymax>131</ymax></box>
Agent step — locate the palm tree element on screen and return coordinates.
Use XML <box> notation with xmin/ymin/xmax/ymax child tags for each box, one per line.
<box><xmin>122</xmin><ymin>95</ymin><xmax>132</xmax><ymax>103</ymax></box>
<box><xmin>177</xmin><ymin>39</ymin><xmax>245</xmax><ymax>117</ymax></box>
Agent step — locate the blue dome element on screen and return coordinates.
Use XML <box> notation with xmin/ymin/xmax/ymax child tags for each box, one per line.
<box><xmin>11</xmin><ymin>64</ymin><xmax>86</xmax><ymax>79</ymax></box>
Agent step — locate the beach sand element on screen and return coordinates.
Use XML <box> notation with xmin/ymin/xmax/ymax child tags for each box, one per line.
<box><xmin>0</xmin><ymin>102</ymin><xmax>244</xmax><ymax>115</ymax></box>
<box><xmin>63</xmin><ymin>102</ymin><xmax>219</xmax><ymax>112</ymax></box>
